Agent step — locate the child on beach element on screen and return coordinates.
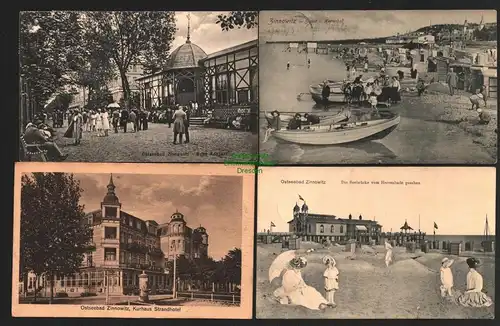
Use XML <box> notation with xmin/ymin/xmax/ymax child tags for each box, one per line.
<box><xmin>323</xmin><ymin>255</ymin><xmax>339</xmax><ymax>307</ymax></box>
<box><xmin>440</xmin><ymin>257</ymin><xmax>454</xmax><ymax>298</ymax></box>
<box><xmin>369</xmin><ymin>92</ymin><xmax>379</xmax><ymax>115</ymax></box>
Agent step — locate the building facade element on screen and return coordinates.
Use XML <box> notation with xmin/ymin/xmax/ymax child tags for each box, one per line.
<box><xmin>136</xmin><ymin>25</ymin><xmax>258</xmax><ymax>110</ymax></box>
<box><xmin>287</xmin><ymin>203</ymin><xmax>383</xmax><ymax>244</ymax></box>
<box><xmin>68</xmin><ymin>64</ymin><xmax>143</xmax><ymax>109</ymax></box>
<box><xmin>158</xmin><ymin>212</ymin><xmax>209</xmax><ymax>261</ymax></box>
<box><xmin>22</xmin><ymin>175</ymin><xmax>171</xmax><ymax>296</ymax></box>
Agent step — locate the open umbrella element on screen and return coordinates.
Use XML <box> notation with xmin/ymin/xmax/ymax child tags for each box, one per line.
<box><xmin>268</xmin><ymin>250</ymin><xmax>296</xmax><ymax>283</ymax></box>
<box><xmin>107</xmin><ymin>102</ymin><xmax>120</xmax><ymax>108</ymax></box>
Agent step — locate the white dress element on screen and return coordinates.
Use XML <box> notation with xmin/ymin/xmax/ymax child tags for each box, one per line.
<box><xmin>273</xmin><ymin>269</ymin><xmax>328</xmax><ymax>310</ymax></box>
<box><xmin>101</xmin><ymin>111</ymin><xmax>110</xmax><ymax>130</ymax></box>
<box><xmin>324</xmin><ymin>267</ymin><xmax>339</xmax><ymax>291</ymax></box>
<box><xmin>95</xmin><ymin>113</ymin><xmax>103</xmax><ymax>130</ymax></box>
<box><xmin>384</xmin><ymin>242</ymin><xmax>393</xmax><ymax>263</ymax></box>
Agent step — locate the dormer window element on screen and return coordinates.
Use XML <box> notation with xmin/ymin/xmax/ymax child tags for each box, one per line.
<box><xmin>105</xmin><ymin>207</ymin><xmax>117</xmax><ymax>219</ymax></box>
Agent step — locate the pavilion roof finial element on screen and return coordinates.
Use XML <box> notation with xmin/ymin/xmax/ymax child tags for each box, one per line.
<box><xmin>186</xmin><ymin>12</ymin><xmax>191</xmax><ymax>43</ymax></box>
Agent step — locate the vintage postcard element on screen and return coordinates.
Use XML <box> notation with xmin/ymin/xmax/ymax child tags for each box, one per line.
<box><xmin>12</xmin><ymin>163</ymin><xmax>254</xmax><ymax>318</ymax></box>
<box><xmin>259</xmin><ymin>10</ymin><xmax>497</xmax><ymax>164</ymax></box>
<box><xmin>256</xmin><ymin>167</ymin><xmax>495</xmax><ymax>319</ymax></box>
<box><xmin>19</xmin><ymin>11</ymin><xmax>258</xmax><ymax>163</ymax></box>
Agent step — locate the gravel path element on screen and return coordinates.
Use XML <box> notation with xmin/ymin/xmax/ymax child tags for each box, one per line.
<box><xmin>51</xmin><ymin>123</ymin><xmax>258</xmax><ymax>163</ymax></box>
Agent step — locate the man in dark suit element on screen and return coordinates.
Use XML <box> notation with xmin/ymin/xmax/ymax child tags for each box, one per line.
<box><xmin>183</xmin><ymin>106</ymin><xmax>191</xmax><ymax>143</ymax></box>
<box><xmin>120</xmin><ymin>108</ymin><xmax>129</xmax><ymax>133</ymax></box>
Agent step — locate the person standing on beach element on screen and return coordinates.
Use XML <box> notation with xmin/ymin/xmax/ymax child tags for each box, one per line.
<box><xmin>384</xmin><ymin>240</ymin><xmax>393</xmax><ymax>267</ymax></box>
<box><xmin>323</xmin><ymin>256</ymin><xmax>339</xmax><ymax>308</ymax></box>
<box><xmin>307</xmin><ymin>58</ymin><xmax>311</xmax><ymax>68</ymax></box>
<box><xmin>287</xmin><ymin>61</ymin><xmax>290</xmax><ymax>70</ymax></box>
<box><xmin>440</xmin><ymin>257</ymin><xmax>454</xmax><ymax>298</ymax></box>
<box><xmin>446</xmin><ymin>68</ymin><xmax>458</xmax><ymax>96</ymax></box>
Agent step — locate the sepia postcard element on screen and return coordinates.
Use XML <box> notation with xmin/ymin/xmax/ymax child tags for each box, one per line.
<box><xmin>19</xmin><ymin>11</ymin><xmax>258</xmax><ymax>164</ymax></box>
<box><xmin>256</xmin><ymin>167</ymin><xmax>495</xmax><ymax>319</ymax></box>
<box><xmin>258</xmin><ymin>10</ymin><xmax>497</xmax><ymax>164</ymax></box>
<box><xmin>12</xmin><ymin>163</ymin><xmax>254</xmax><ymax>318</ymax></box>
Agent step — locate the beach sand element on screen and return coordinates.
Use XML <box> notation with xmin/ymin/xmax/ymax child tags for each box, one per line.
<box><xmin>256</xmin><ymin>242</ymin><xmax>495</xmax><ymax>319</ymax></box>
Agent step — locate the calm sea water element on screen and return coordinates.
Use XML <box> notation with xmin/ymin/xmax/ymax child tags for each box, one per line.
<box><xmin>431</xmin><ymin>235</ymin><xmax>495</xmax><ymax>243</ymax></box>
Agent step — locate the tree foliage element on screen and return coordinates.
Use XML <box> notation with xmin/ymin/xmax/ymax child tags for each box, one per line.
<box><xmin>84</xmin><ymin>11</ymin><xmax>176</xmax><ymax>105</ymax></box>
<box><xmin>172</xmin><ymin>248</ymin><xmax>242</xmax><ymax>285</ymax></box>
<box><xmin>216</xmin><ymin>11</ymin><xmax>258</xmax><ymax>31</ymax></box>
<box><xmin>20</xmin><ymin>173</ymin><xmax>93</xmax><ymax>300</ymax></box>
<box><xmin>20</xmin><ymin>11</ymin><xmax>85</xmax><ymax>106</ymax></box>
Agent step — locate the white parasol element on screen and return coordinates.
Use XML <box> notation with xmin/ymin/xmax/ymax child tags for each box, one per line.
<box><xmin>268</xmin><ymin>250</ymin><xmax>296</xmax><ymax>283</ymax></box>
<box><xmin>107</xmin><ymin>102</ymin><xmax>120</xmax><ymax>108</ymax></box>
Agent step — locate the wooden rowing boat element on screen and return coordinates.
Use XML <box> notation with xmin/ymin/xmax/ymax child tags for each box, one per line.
<box><xmin>264</xmin><ymin>110</ymin><xmax>350</xmax><ymax>129</ymax></box>
<box><xmin>271</xmin><ymin>111</ymin><xmax>400</xmax><ymax>145</ymax></box>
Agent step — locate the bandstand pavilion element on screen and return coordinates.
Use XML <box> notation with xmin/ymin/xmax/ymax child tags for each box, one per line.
<box><xmin>136</xmin><ymin>16</ymin><xmax>258</xmax><ymax>110</ymax></box>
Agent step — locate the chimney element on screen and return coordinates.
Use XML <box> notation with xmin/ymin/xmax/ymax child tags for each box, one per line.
<box><xmin>348</xmin><ymin>214</ymin><xmax>352</xmax><ymax>220</ymax></box>
<box><xmin>359</xmin><ymin>214</ymin><xmax>362</xmax><ymax>220</ymax></box>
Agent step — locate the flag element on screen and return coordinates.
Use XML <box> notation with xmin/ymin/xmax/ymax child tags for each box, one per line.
<box><xmin>434</xmin><ymin>222</ymin><xmax>438</xmax><ymax>229</ymax></box>
<box><xmin>298</xmin><ymin>194</ymin><xmax>305</xmax><ymax>202</ymax></box>
<box><xmin>270</xmin><ymin>222</ymin><xmax>276</xmax><ymax>227</ymax></box>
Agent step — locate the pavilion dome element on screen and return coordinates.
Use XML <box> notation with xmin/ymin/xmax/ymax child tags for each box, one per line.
<box><xmin>166</xmin><ymin>40</ymin><xmax>207</xmax><ymax>70</ymax></box>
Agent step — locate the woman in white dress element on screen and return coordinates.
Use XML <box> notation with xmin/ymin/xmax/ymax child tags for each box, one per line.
<box><xmin>90</xmin><ymin>110</ymin><xmax>97</xmax><ymax>132</ymax></box>
<box><xmin>273</xmin><ymin>257</ymin><xmax>328</xmax><ymax>311</ymax></box>
<box><xmin>384</xmin><ymin>240</ymin><xmax>393</xmax><ymax>267</ymax></box>
<box><xmin>456</xmin><ymin>258</ymin><xmax>493</xmax><ymax>307</ymax></box>
<box><xmin>95</xmin><ymin>109</ymin><xmax>103</xmax><ymax>136</ymax></box>
<box><xmin>101</xmin><ymin>109</ymin><xmax>110</xmax><ymax>136</ymax></box>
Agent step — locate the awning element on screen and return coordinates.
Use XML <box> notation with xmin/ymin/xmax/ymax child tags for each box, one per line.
<box><xmin>355</xmin><ymin>225</ymin><xmax>367</xmax><ymax>231</ymax></box>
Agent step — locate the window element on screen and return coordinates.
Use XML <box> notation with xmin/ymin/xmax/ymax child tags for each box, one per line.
<box><xmin>320</xmin><ymin>225</ymin><xmax>324</xmax><ymax>233</ymax></box>
<box><xmin>104</xmin><ymin>248</ymin><xmax>117</xmax><ymax>261</ymax></box>
<box><xmin>308</xmin><ymin>224</ymin><xmax>311</xmax><ymax>233</ymax></box>
<box><xmin>120</xmin><ymin>252</ymin><xmax>125</xmax><ymax>264</ymax></box>
<box><xmin>331</xmin><ymin>225</ymin><xmax>335</xmax><ymax>233</ymax></box>
<box><xmin>104</xmin><ymin>227</ymin><xmax>117</xmax><ymax>239</ymax></box>
<box><xmin>105</xmin><ymin>207</ymin><xmax>117</xmax><ymax>218</ymax></box>
<box><xmin>340</xmin><ymin>225</ymin><xmax>344</xmax><ymax>233</ymax></box>
<box><xmin>136</xmin><ymin>221</ymin><xmax>141</xmax><ymax>230</ymax></box>
<box><xmin>129</xmin><ymin>219</ymin><xmax>133</xmax><ymax>227</ymax></box>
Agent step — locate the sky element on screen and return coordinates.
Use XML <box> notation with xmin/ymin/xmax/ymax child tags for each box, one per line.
<box><xmin>259</xmin><ymin>10</ymin><xmax>497</xmax><ymax>42</ymax></box>
<box><xmin>257</xmin><ymin>167</ymin><xmax>495</xmax><ymax>236</ymax></box>
<box><xmin>171</xmin><ymin>11</ymin><xmax>257</xmax><ymax>55</ymax></box>
<box><xmin>74</xmin><ymin>173</ymin><xmax>243</xmax><ymax>260</ymax></box>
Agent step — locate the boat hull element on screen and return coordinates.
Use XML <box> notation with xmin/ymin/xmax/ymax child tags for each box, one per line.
<box><xmin>265</xmin><ymin>111</ymin><xmax>349</xmax><ymax>127</ymax></box>
<box><xmin>272</xmin><ymin>114</ymin><xmax>401</xmax><ymax>145</ymax></box>
<box><xmin>309</xmin><ymin>85</ymin><xmax>346</xmax><ymax>104</ymax></box>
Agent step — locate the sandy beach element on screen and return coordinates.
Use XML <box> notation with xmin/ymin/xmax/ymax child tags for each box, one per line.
<box><xmin>256</xmin><ymin>242</ymin><xmax>495</xmax><ymax>319</ymax></box>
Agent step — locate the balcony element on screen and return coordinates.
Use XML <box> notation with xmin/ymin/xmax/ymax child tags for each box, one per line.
<box><xmin>102</xmin><ymin>260</ymin><xmax>119</xmax><ymax>267</ymax></box>
<box><xmin>101</xmin><ymin>238</ymin><xmax>120</xmax><ymax>245</ymax></box>
<box><xmin>121</xmin><ymin>263</ymin><xmax>164</xmax><ymax>273</ymax></box>
<box><xmin>124</xmin><ymin>242</ymin><xmax>148</xmax><ymax>253</ymax></box>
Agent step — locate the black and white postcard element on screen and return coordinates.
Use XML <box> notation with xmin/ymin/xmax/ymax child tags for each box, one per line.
<box><xmin>19</xmin><ymin>11</ymin><xmax>258</xmax><ymax>163</ymax></box>
<box><xmin>259</xmin><ymin>11</ymin><xmax>497</xmax><ymax>164</ymax></box>
<box><xmin>256</xmin><ymin>167</ymin><xmax>495</xmax><ymax>318</ymax></box>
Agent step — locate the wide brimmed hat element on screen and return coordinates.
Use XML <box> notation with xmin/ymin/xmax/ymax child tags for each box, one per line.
<box><xmin>323</xmin><ymin>255</ymin><xmax>336</xmax><ymax>266</ymax></box>
<box><xmin>289</xmin><ymin>256</ymin><xmax>307</xmax><ymax>269</ymax></box>
<box><xmin>477</xmin><ymin>108</ymin><xmax>483</xmax><ymax>113</ymax></box>
<box><xmin>441</xmin><ymin>257</ymin><xmax>454</xmax><ymax>268</ymax></box>
<box><xmin>294</xmin><ymin>113</ymin><xmax>302</xmax><ymax>118</ymax></box>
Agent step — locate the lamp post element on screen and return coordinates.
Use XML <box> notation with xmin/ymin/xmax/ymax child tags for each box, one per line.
<box><xmin>172</xmin><ymin>254</ymin><xmax>177</xmax><ymax>299</ymax></box>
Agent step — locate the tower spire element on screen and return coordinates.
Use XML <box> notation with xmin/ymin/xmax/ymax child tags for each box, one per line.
<box><xmin>186</xmin><ymin>12</ymin><xmax>191</xmax><ymax>43</ymax></box>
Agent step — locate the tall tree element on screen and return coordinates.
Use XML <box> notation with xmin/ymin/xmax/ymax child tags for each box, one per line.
<box><xmin>216</xmin><ymin>11</ymin><xmax>258</xmax><ymax>31</ymax></box>
<box><xmin>84</xmin><ymin>11</ymin><xmax>176</xmax><ymax>107</ymax></box>
<box><xmin>20</xmin><ymin>173</ymin><xmax>92</xmax><ymax>303</ymax></box>
<box><xmin>19</xmin><ymin>11</ymin><xmax>86</xmax><ymax>108</ymax></box>
<box><xmin>217</xmin><ymin>248</ymin><xmax>242</xmax><ymax>285</ymax></box>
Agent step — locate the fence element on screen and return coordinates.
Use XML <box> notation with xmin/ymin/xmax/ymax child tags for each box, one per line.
<box><xmin>176</xmin><ymin>291</ymin><xmax>241</xmax><ymax>304</ymax></box>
